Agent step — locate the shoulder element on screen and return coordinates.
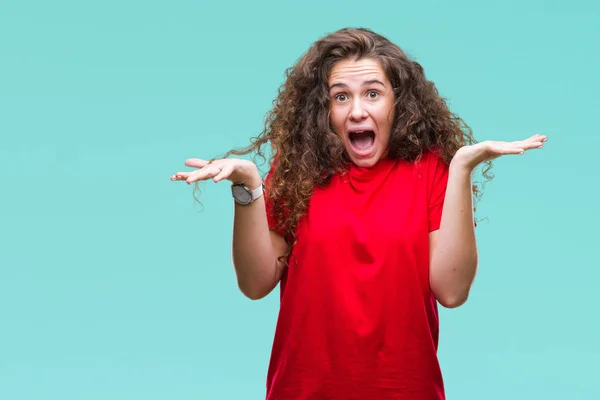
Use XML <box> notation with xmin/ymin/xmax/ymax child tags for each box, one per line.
<box><xmin>402</xmin><ymin>150</ymin><xmax>450</xmax><ymax>197</ymax></box>
<box><xmin>418</xmin><ymin>148</ymin><xmax>447</xmax><ymax>166</ymax></box>
<box><xmin>416</xmin><ymin>149</ymin><xmax>449</xmax><ymax>176</ymax></box>
<box><xmin>391</xmin><ymin>149</ymin><xmax>447</xmax><ymax>178</ymax></box>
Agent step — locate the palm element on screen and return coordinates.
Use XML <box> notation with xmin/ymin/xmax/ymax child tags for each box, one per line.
<box><xmin>455</xmin><ymin>134</ymin><xmax>547</xmax><ymax>170</ymax></box>
<box><xmin>170</xmin><ymin>157</ymin><xmax>258</xmax><ymax>185</ymax></box>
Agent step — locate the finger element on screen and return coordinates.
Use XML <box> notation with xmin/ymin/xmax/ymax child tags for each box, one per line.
<box><xmin>186</xmin><ymin>165</ymin><xmax>222</xmax><ymax>184</ymax></box>
<box><xmin>509</xmin><ymin>136</ymin><xmax>546</xmax><ymax>151</ymax></box>
<box><xmin>213</xmin><ymin>164</ymin><xmax>234</xmax><ymax>182</ymax></box>
<box><xmin>171</xmin><ymin>172</ymin><xmax>193</xmax><ymax>181</ymax></box>
<box><xmin>504</xmin><ymin>147</ymin><xmax>526</xmax><ymax>155</ymax></box>
<box><xmin>526</xmin><ymin>136</ymin><xmax>547</xmax><ymax>149</ymax></box>
<box><xmin>535</xmin><ymin>134</ymin><xmax>548</xmax><ymax>144</ymax></box>
<box><xmin>184</xmin><ymin>158</ymin><xmax>211</xmax><ymax>168</ymax></box>
<box><xmin>489</xmin><ymin>143</ymin><xmax>525</xmax><ymax>155</ymax></box>
<box><xmin>526</xmin><ymin>134</ymin><xmax>548</xmax><ymax>145</ymax></box>
<box><xmin>531</xmin><ymin>141</ymin><xmax>545</xmax><ymax>149</ymax></box>
<box><xmin>518</xmin><ymin>142</ymin><xmax>543</xmax><ymax>151</ymax></box>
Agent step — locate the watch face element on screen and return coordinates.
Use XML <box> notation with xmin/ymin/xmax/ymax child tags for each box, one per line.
<box><xmin>232</xmin><ymin>185</ymin><xmax>251</xmax><ymax>204</ymax></box>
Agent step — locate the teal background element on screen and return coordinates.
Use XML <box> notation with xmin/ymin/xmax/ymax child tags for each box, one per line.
<box><xmin>1</xmin><ymin>0</ymin><xmax>598</xmax><ymax>398</ymax></box>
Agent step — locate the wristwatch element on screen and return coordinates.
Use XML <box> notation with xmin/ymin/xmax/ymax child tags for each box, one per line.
<box><xmin>231</xmin><ymin>182</ymin><xmax>264</xmax><ymax>205</ymax></box>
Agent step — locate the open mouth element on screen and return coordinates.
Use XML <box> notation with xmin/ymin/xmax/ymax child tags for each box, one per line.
<box><xmin>349</xmin><ymin>130</ymin><xmax>376</xmax><ymax>154</ymax></box>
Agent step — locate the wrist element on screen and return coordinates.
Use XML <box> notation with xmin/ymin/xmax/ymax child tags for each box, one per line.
<box><xmin>231</xmin><ymin>163</ymin><xmax>264</xmax><ymax>206</ymax></box>
<box><xmin>449</xmin><ymin>156</ymin><xmax>474</xmax><ymax>176</ymax></box>
<box><xmin>450</xmin><ymin>150</ymin><xmax>476</xmax><ymax>173</ymax></box>
<box><xmin>232</xmin><ymin>162</ymin><xmax>262</xmax><ymax>188</ymax></box>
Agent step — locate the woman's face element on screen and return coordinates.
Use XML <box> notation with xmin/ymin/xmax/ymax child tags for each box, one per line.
<box><xmin>328</xmin><ymin>57</ymin><xmax>395</xmax><ymax>168</ymax></box>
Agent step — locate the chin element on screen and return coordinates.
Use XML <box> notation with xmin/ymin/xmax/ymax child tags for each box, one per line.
<box><xmin>351</xmin><ymin>157</ymin><xmax>377</xmax><ymax>168</ymax></box>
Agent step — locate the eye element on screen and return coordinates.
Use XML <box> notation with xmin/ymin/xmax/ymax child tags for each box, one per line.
<box><xmin>334</xmin><ymin>93</ymin><xmax>348</xmax><ymax>102</ymax></box>
<box><xmin>367</xmin><ymin>90</ymin><xmax>379</xmax><ymax>99</ymax></box>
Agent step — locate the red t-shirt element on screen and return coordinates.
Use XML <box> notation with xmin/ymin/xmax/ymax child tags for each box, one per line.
<box><xmin>264</xmin><ymin>151</ymin><xmax>449</xmax><ymax>400</ymax></box>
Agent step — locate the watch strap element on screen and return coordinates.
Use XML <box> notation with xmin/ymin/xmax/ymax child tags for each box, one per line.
<box><xmin>249</xmin><ymin>183</ymin><xmax>264</xmax><ymax>202</ymax></box>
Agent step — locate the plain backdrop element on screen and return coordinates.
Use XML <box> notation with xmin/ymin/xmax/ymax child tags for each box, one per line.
<box><xmin>1</xmin><ymin>0</ymin><xmax>598</xmax><ymax>399</ymax></box>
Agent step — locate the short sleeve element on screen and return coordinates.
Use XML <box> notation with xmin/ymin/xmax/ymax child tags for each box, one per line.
<box><xmin>264</xmin><ymin>163</ymin><xmax>289</xmax><ymax>238</ymax></box>
<box><xmin>426</xmin><ymin>151</ymin><xmax>449</xmax><ymax>232</ymax></box>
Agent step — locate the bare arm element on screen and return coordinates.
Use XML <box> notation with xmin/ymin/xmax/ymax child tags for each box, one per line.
<box><xmin>429</xmin><ymin>164</ymin><xmax>478</xmax><ymax>309</ymax></box>
<box><xmin>429</xmin><ymin>134</ymin><xmax>547</xmax><ymax>308</ymax></box>
<box><xmin>172</xmin><ymin>158</ymin><xmax>290</xmax><ymax>300</ymax></box>
<box><xmin>231</xmin><ymin>171</ymin><xmax>289</xmax><ymax>299</ymax></box>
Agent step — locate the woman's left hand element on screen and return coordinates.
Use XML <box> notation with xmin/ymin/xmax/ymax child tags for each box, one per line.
<box><xmin>452</xmin><ymin>134</ymin><xmax>547</xmax><ymax>171</ymax></box>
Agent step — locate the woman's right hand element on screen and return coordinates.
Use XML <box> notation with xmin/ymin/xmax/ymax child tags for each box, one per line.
<box><xmin>170</xmin><ymin>158</ymin><xmax>262</xmax><ymax>188</ymax></box>
<box><xmin>172</xmin><ymin>156</ymin><xmax>286</xmax><ymax>300</ymax></box>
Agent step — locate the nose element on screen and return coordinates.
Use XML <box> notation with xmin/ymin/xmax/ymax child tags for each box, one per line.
<box><xmin>349</xmin><ymin>98</ymin><xmax>368</xmax><ymax>121</ymax></box>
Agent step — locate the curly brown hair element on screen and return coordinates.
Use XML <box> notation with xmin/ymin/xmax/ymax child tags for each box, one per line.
<box><xmin>216</xmin><ymin>27</ymin><xmax>492</xmax><ymax>256</ymax></box>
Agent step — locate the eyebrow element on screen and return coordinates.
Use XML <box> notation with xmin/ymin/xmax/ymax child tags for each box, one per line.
<box><xmin>329</xmin><ymin>79</ymin><xmax>387</xmax><ymax>90</ymax></box>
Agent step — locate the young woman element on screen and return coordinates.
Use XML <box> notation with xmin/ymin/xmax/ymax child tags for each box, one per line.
<box><xmin>172</xmin><ymin>27</ymin><xmax>546</xmax><ymax>400</ymax></box>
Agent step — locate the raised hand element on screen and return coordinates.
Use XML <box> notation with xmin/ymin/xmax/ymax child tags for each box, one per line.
<box><xmin>452</xmin><ymin>134</ymin><xmax>547</xmax><ymax>171</ymax></box>
<box><xmin>170</xmin><ymin>157</ymin><xmax>261</xmax><ymax>187</ymax></box>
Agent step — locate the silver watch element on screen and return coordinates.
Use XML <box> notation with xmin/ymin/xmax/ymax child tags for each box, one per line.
<box><xmin>231</xmin><ymin>182</ymin><xmax>264</xmax><ymax>205</ymax></box>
